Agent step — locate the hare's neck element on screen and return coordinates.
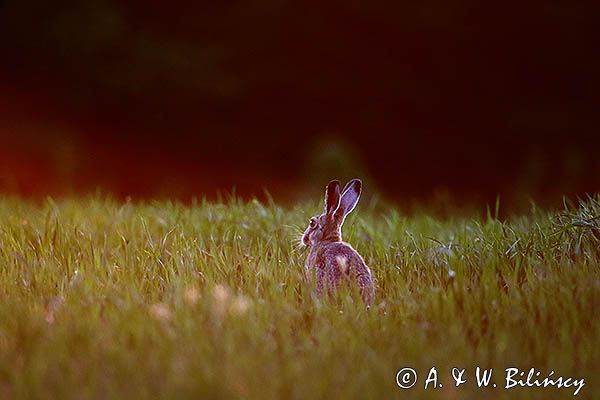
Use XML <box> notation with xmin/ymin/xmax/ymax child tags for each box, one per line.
<box><xmin>321</xmin><ymin>228</ymin><xmax>342</xmax><ymax>243</ymax></box>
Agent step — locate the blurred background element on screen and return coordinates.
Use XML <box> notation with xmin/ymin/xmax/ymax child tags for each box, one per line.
<box><xmin>1</xmin><ymin>1</ymin><xmax>598</xmax><ymax>209</ymax></box>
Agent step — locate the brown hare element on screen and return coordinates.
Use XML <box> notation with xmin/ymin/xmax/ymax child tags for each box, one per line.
<box><xmin>302</xmin><ymin>179</ymin><xmax>375</xmax><ymax>304</ymax></box>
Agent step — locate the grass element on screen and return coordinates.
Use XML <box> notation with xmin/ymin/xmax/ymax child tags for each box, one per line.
<box><xmin>0</xmin><ymin>194</ymin><xmax>598</xmax><ymax>399</ymax></box>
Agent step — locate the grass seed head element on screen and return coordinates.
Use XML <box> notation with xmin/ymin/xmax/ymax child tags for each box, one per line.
<box><xmin>183</xmin><ymin>287</ymin><xmax>202</xmax><ymax>306</ymax></box>
<box><xmin>230</xmin><ymin>294</ymin><xmax>252</xmax><ymax>316</ymax></box>
<box><xmin>44</xmin><ymin>296</ymin><xmax>65</xmax><ymax>324</ymax></box>
<box><xmin>149</xmin><ymin>303</ymin><xmax>173</xmax><ymax>322</ymax></box>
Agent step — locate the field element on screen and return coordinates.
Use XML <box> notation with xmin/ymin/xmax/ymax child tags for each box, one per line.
<box><xmin>0</xmin><ymin>194</ymin><xmax>598</xmax><ymax>399</ymax></box>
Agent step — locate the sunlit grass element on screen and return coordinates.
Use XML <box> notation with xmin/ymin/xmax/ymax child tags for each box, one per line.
<box><xmin>0</xmin><ymin>195</ymin><xmax>598</xmax><ymax>399</ymax></box>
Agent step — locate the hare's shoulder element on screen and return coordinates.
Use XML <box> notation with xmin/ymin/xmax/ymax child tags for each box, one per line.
<box><xmin>321</xmin><ymin>242</ymin><xmax>362</xmax><ymax>262</ymax></box>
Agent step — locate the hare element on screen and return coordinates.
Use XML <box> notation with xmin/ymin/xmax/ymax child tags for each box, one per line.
<box><xmin>302</xmin><ymin>179</ymin><xmax>375</xmax><ymax>304</ymax></box>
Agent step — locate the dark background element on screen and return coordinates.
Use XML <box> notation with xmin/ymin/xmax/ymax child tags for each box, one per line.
<box><xmin>1</xmin><ymin>1</ymin><xmax>599</xmax><ymax>208</ymax></box>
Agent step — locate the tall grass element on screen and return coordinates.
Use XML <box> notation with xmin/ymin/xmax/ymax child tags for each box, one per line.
<box><xmin>0</xmin><ymin>195</ymin><xmax>598</xmax><ymax>399</ymax></box>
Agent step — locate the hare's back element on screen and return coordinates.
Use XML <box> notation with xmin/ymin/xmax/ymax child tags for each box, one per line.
<box><xmin>322</xmin><ymin>242</ymin><xmax>369</xmax><ymax>274</ymax></box>
<box><xmin>320</xmin><ymin>242</ymin><xmax>375</xmax><ymax>303</ymax></box>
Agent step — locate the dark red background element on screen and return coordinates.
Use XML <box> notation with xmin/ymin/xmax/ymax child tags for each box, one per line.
<box><xmin>1</xmin><ymin>1</ymin><xmax>599</xmax><ymax>207</ymax></box>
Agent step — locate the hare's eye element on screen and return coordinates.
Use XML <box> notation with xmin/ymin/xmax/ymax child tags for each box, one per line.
<box><xmin>309</xmin><ymin>219</ymin><xmax>316</xmax><ymax>228</ymax></box>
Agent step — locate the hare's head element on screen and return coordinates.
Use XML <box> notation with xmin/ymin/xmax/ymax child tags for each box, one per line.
<box><xmin>302</xmin><ymin>179</ymin><xmax>362</xmax><ymax>247</ymax></box>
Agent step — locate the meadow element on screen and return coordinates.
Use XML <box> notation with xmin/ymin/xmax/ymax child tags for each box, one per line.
<box><xmin>0</xmin><ymin>194</ymin><xmax>598</xmax><ymax>399</ymax></box>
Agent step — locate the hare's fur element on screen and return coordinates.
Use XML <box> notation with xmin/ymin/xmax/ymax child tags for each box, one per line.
<box><xmin>302</xmin><ymin>179</ymin><xmax>375</xmax><ymax>304</ymax></box>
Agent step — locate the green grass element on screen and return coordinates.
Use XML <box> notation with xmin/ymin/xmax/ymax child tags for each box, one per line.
<box><xmin>0</xmin><ymin>194</ymin><xmax>598</xmax><ymax>399</ymax></box>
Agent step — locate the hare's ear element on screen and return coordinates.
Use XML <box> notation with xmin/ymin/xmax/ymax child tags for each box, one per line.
<box><xmin>324</xmin><ymin>180</ymin><xmax>341</xmax><ymax>215</ymax></box>
<box><xmin>337</xmin><ymin>179</ymin><xmax>362</xmax><ymax>220</ymax></box>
